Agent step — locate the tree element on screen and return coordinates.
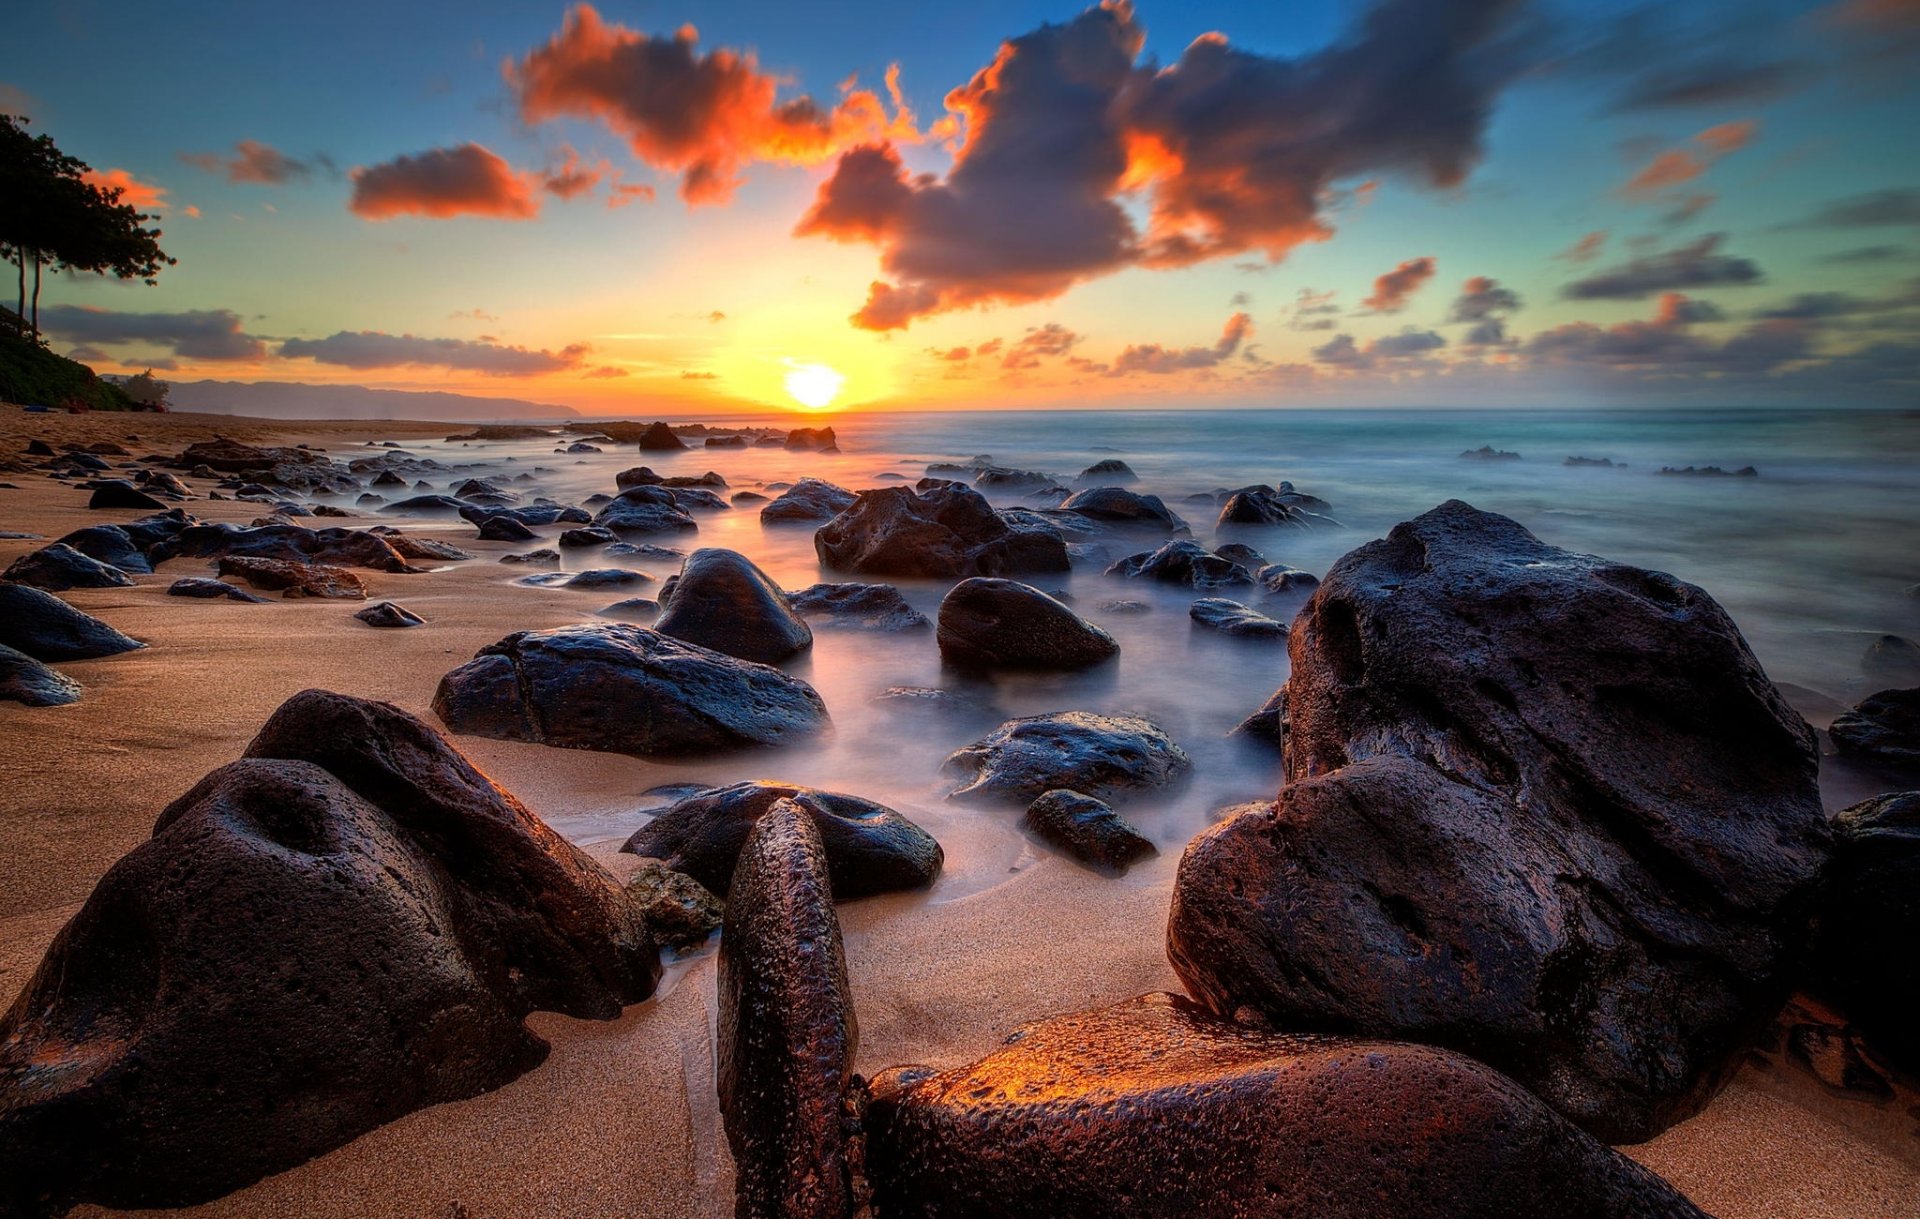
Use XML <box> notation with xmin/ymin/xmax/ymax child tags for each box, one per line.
<box><xmin>0</xmin><ymin>114</ymin><xmax>173</xmax><ymax>342</ymax></box>
<box><xmin>122</xmin><ymin>369</ymin><xmax>169</xmax><ymax>406</ymax></box>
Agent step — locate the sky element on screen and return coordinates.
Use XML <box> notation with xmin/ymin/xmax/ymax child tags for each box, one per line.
<box><xmin>6</xmin><ymin>0</ymin><xmax>1919</xmax><ymax>414</ymax></box>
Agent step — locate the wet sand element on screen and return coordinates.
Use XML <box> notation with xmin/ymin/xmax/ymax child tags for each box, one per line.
<box><xmin>0</xmin><ymin>410</ymin><xmax>1915</xmax><ymax>1218</ymax></box>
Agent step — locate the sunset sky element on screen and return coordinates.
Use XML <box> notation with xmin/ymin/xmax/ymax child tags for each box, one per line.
<box><xmin>7</xmin><ymin>0</ymin><xmax>1918</xmax><ymax>413</ymax></box>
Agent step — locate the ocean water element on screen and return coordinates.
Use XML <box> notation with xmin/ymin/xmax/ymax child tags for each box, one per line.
<box><xmin>406</xmin><ymin>407</ymin><xmax>1920</xmax><ymax>884</ymax></box>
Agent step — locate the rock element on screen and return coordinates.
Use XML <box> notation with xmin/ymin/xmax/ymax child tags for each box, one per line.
<box><xmin>937</xmin><ymin>578</ymin><xmax>1119</xmax><ymax>670</ymax></box>
<box><xmin>355</xmin><ymin>601</ymin><xmax>424</xmax><ymax>628</ymax></box>
<box><xmin>1023</xmin><ymin>789</ymin><xmax>1154</xmax><ymax>872</ymax></box>
<box><xmin>973</xmin><ymin>466</ymin><xmax>1056</xmax><ymax>491</ymax></box>
<box><xmin>433</xmin><ymin>624</ymin><xmax>829</xmax><ymax>757</ymax></box>
<box><xmin>565</xmin><ymin>568</ymin><xmax>651</xmax><ymax>590</ymax></box>
<box><xmin>381</xmin><ymin>534</ymin><xmax>474</xmax><ymax>562</ymax></box>
<box><xmin>1863</xmin><ymin>634</ymin><xmax>1920</xmax><ymax>687</ymax></box>
<box><xmin>371</xmin><ymin>470</ymin><xmax>407</xmax><ymax>487</ymax></box>
<box><xmin>1057</xmin><ymin>487</ymin><xmax>1186</xmax><ymax>533</ymax></box>
<box><xmin>654</xmin><ymin>548</ymin><xmax>812</xmax><ymax>664</ymax></box>
<box><xmin>453</xmin><ymin>477</ymin><xmax>515</xmax><ymax>501</ymax></box>
<box><xmin>1106</xmin><ymin>539</ymin><xmax>1252</xmax><ymax>590</ymax></box>
<box><xmin>707</xmin><ymin>435</ymin><xmax>749</xmax><ymax>448</ymax></box>
<box><xmin>1461</xmin><ymin>444</ymin><xmax>1521</xmax><ymax>460</ymax></box>
<box><xmin>788</xmin><ymin>582</ymin><xmax>930</xmax><ymax>632</ymax></box>
<box><xmin>87</xmin><ymin>479</ymin><xmax>168</xmax><ymax>510</ymax></box>
<box><xmin>1098</xmin><ymin>599</ymin><xmax>1150</xmax><ymax>614</ymax></box>
<box><xmin>476</xmin><ymin>514</ymin><xmax>539</xmax><ymax>542</ymax></box>
<box><xmin>380</xmin><ymin>493</ymin><xmax>471</xmax><ymax>515</ymax></box>
<box><xmin>1810</xmin><ymin>791</ymin><xmax>1920</xmax><ymax>1074</ymax></box>
<box><xmin>759</xmin><ymin>477</ymin><xmax>856</xmax><ymax>523</ymax></box>
<box><xmin>150</xmin><ymin>523</ymin><xmax>417</xmax><ymax>572</ymax></box>
<box><xmin>607</xmin><ymin>541</ymin><xmax>685</xmax><ymax>561</ymax></box>
<box><xmin>1075</xmin><ymin>458</ymin><xmax>1137</xmax><ymax>485</ymax></box>
<box><xmin>0</xmin><ymin>584</ymin><xmax>142</xmax><ymax>662</ymax></box>
<box><xmin>731</xmin><ymin>491</ymin><xmax>768</xmax><ymax>504</ymax></box>
<box><xmin>175</xmin><ymin>437</ymin><xmax>337</xmax><ymax>475</ymax></box>
<box><xmin>593</xmin><ymin>485</ymin><xmax>699</xmax><ymax>535</ymax></box>
<box><xmin>216</xmin><ymin>556</ymin><xmax>368</xmax><ymax>600</ymax></box>
<box><xmin>445</xmin><ymin>424</ymin><xmax>553</xmax><ymax>441</ymax></box>
<box><xmin>624</xmin><ymin>781</ymin><xmax>941</xmax><ymax>900</ymax></box>
<box><xmin>0</xmin><ymin>643</ymin><xmax>82</xmax><ymax>707</ymax></box>
<box><xmin>1167</xmin><ymin>500</ymin><xmax>1829</xmax><ymax>1142</ymax></box>
<box><xmin>1566</xmin><ymin>455</ymin><xmax>1620</xmax><ymax>467</ymax></box>
<box><xmin>566</xmin><ymin>441</ymin><xmax>601</xmax><ymax>453</ymax></box>
<box><xmin>624</xmin><ymin>861</ymin><xmax>723</xmax><ymax>953</ymax></box>
<box><xmin>49</xmin><ymin>524</ymin><xmax>157</xmax><ymax>573</ymax></box>
<box><xmin>1216</xmin><ymin>483</ymin><xmax>1334</xmax><ymax>529</ymax></box>
<box><xmin>717</xmin><ymin>802</ymin><xmax>857</xmax><ymax>1219</ymax></box>
<box><xmin>1212</xmin><ymin>542</ymin><xmax>1265</xmax><ymax>569</ymax></box>
<box><xmin>167</xmin><ymin>577</ymin><xmax>272</xmax><ymax>603</ymax></box>
<box><xmin>863</xmin><ymin>993</ymin><xmax>1709</xmax><ymax>1219</ymax></box>
<box><xmin>1252</xmin><ymin>562</ymin><xmax>1319</xmax><ymax>597</ymax></box>
<box><xmin>816</xmin><ymin>484</ymin><xmax>1069</xmax><ymax>579</ymax></box>
<box><xmin>461</xmin><ymin>503</ymin><xmax>593</xmax><ymax>528</ymax></box>
<box><xmin>638</xmin><ymin>421</ymin><xmax>686</xmax><ymax>450</ymax></box>
<box><xmin>595</xmin><ymin>598</ymin><xmax>660</xmax><ymax>621</ymax></box>
<box><xmin>1188</xmin><ymin>597</ymin><xmax>1288</xmax><ymax>640</ymax></box>
<box><xmin>784</xmin><ymin>426</ymin><xmax>838</xmax><ymax>451</ymax></box>
<box><xmin>559</xmin><ymin>526</ymin><xmax>617</xmax><ymax>548</ymax></box>
<box><xmin>660</xmin><ymin>470</ymin><xmax>728</xmax><ymax>489</ymax></box>
<box><xmin>1230</xmin><ymin>688</ymin><xmax>1287</xmax><ymax>747</ymax></box>
<box><xmin>1658</xmin><ymin>465</ymin><xmax>1758</xmax><ymax>477</ymax></box>
<box><xmin>1829</xmin><ymin>688</ymin><xmax>1920</xmax><ymax>771</ymax></box>
<box><xmin>0</xmin><ymin>690</ymin><xmax>659</xmax><ymax>1215</ymax></box>
<box><xmin>944</xmin><ymin>712</ymin><xmax>1190</xmax><ymax>805</ymax></box>
<box><xmin>873</xmin><ymin>686</ymin><xmax>995</xmax><ymax>719</ymax></box>
<box><xmin>3</xmin><ymin>542</ymin><xmax>136</xmax><ymax>590</ymax></box>
<box><xmin>615</xmin><ymin>466</ymin><xmax>663</xmax><ymax>488</ymax></box>
<box><xmin>1784</xmin><ymin>1021</ymin><xmax>1893</xmax><ymax>1100</ymax></box>
<box><xmin>661</xmin><ymin>486</ymin><xmax>730</xmax><ymax>513</ymax></box>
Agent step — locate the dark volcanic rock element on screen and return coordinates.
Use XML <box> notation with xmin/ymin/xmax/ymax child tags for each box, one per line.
<box><xmin>52</xmin><ymin>523</ymin><xmax>160</xmax><ymax>573</ymax></box>
<box><xmin>816</xmin><ymin>483</ymin><xmax>1069</xmax><ymax>579</ymax></box>
<box><xmin>1863</xmin><ymin>634</ymin><xmax>1920</xmax><ymax>687</ymax></box>
<box><xmin>944</xmin><ymin>712</ymin><xmax>1190</xmax><ymax>805</ymax></box>
<box><xmin>499</xmin><ymin>548</ymin><xmax>560</xmax><ymax>565</ymax></box>
<box><xmin>788</xmin><ymin>582</ymin><xmax>930</xmax><ymax>631</ymax></box>
<box><xmin>784</xmin><ymin>425</ymin><xmax>838</xmax><ymax>451</ymax></box>
<box><xmin>864</xmin><ymin>993</ymin><xmax>1708</xmax><ymax>1219</ymax></box>
<box><xmin>1188</xmin><ymin>597</ymin><xmax>1288</xmax><ymax>640</ymax></box>
<box><xmin>355</xmin><ymin>601</ymin><xmax>424</xmax><ymax>628</ymax></box>
<box><xmin>0</xmin><ymin>690</ymin><xmax>659</xmax><ymax>1216</ymax></box>
<box><xmin>382</xmin><ymin>534</ymin><xmax>474</xmax><ymax>562</ymax></box>
<box><xmin>564</xmin><ymin>568</ymin><xmax>650</xmax><ymax>590</ymax></box>
<box><xmin>476</xmin><ymin>514</ymin><xmax>539</xmax><ymax>542</ymax></box>
<box><xmin>1075</xmin><ymin>458</ymin><xmax>1137</xmax><ymax>485</ymax></box>
<box><xmin>595</xmin><ymin>598</ymin><xmax>660</xmax><ymax>621</ymax></box>
<box><xmin>167</xmin><ymin>577</ymin><xmax>271</xmax><ymax>604</ymax></box>
<box><xmin>380</xmin><ymin>493</ymin><xmax>470</xmax><ymax>515</ymax></box>
<box><xmin>1829</xmin><ymin>688</ymin><xmax>1920</xmax><ymax>771</ymax></box>
<box><xmin>87</xmin><ymin>479</ymin><xmax>167</xmax><ymax>511</ymax></box>
<box><xmin>1105</xmin><ymin>539</ymin><xmax>1253</xmax><ymax>590</ymax></box>
<box><xmin>1461</xmin><ymin>444</ymin><xmax>1521</xmax><ymax>461</ymax></box>
<box><xmin>433</xmin><ymin>624</ymin><xmax>828</xmax><ymax>757</ymax></box>
<box><xmin>217</xmin><ymin>556</ymin><xmax>368</xmax><ymax>600</ymax></box>
<box><xmin>937</xmin><ymin>578</ymin><xmax>1118</xmax><ymax>670</ymax></box>
<box><xmin>149</xmin><ymin>523</ymin><xmax>416</xmax><ymax>572</ymax></box>
<box><xmin>1023</xmin><ymin>789</ymin><xmax>1154</xmax><ymax>872</ymax></box>
<box><xmin>1057</xmin><ymin>487</ymin><xmax>1186</xmax><ymax>533</ymax></box>
<box><xmin>1216</xmin><ymin>482</ymin><xmax>1333</xmax><ymax>529</ymax></box>
<box><xmin>654</xmin><ymin>548</ymin><xmax>812</xmax><ymax>663</ymax></box>
<box><xmin>1167</xmin><ymin>500</ymin><xmax>1829</xmax><ymax>1142</ymax></box>
<box><xmin>759</xmin><ymin>477</ymin><xmax>857</xmax><ymax>523</ymax></box>
<box><xmin>624</xmin><ymin>862</ymin><xmax>723</xmax><ymax>953</ymax></box>
<box><xmin>593</xmin><ymin>485</ymin><xmax>699</xmax><ymax>535</ymax></box>
<box><xmin>1230</xmin><ymin>688</ymin><xmax>1287</xmax><ymax>747</ymax></box>
<box><xmin>460</xmin><ymin>503</ymin><xmax>592</xmax><ymax>528</ymax></box>
<box><xmin>638</xmin><ymin>421</ymin><xmax>686</xmax><ymax>450</ymax></box>
<box><xmin>0</xmin><ymin>643</ymin><xmax>82</xmax><ymax>707</ymax></box>
<box><xmin>0</xmin><ymin>584</ymin><xmax>144</xmax><ymax>660</ymax></box>
<box><xmin>717</xmin><ymin>802</ymin><xmax>857</xmax><ymax>1219</ymax></box>
<box><xmin>623</xmin><ymin>780</ymin><xmax>942</xmax><ymax>899</ymax></box>
<box><xmin>1810</xmin><ymin>791</ymin><xmax>1920</xmax><ymax>1074</ymax></box>
<box><xmin>1252</xmin><ymin>562</ymin><xmax>1319</xmax><ymax>598</ymax></box>
<box><xmin>559</xmin><ymin>526</ymin><xmax>617</xmax><ymax>548</ymax></box>
<box><xmin>3</xmin><ymin>542</ymin><xmax>136</xmax><ymax>590</ymax></box>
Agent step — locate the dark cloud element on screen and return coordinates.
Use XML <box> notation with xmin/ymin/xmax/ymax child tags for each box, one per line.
<box><xmin>1526</xmin><ymin>292</ymin><xmax>1809</xmax><ymax>373</ymax></box>
<box><xmin>180</xmin><ymin>140</ymin><xmax>313</xmax><ymax>185</ymax></box>
<box><xmin>1781</xmin><ymin>188</ymin><xmax>1920</xmax><ymax>230</ymax></box>
<box><xmin>1449</xmin><ymin>275</ymin><xmax>1522</xmax><ymax>322</ymax></box>
<box><xmin>509</xmin><ymin>4</ymin><xmax>917</xmax><ymax>205</ymax></box>
<box><xmin>1752</xmin><ymin>280</ymin><xmax>1920</xmax><ymax>320</ymax></box>
<box><xmin>38</xmin><ymin>306</ymin><xmax>267</xmax><ymax>360</ymax></box>
<box><xmin>350</xmin><ymin>144</ymin><xmax>539</xmax><ymax>220</ymax></box>
<box><xmin>1818</xmin><ymin>244</ymin><xmax>1916</xmax><ymax>264</ymax></box>
<box><xmin>1286</xmin><ymin>287</ymin><xmax>1342</xmax><ymax>332</ymax></box>
<box><xmin>1313</xmin><ymin>328</ymin><xmax>1446</xmax><ymax>369</ymax></box>
<box><xmin>1462</xmin><ymin>318</ymin><xmax>1512</xmax><ymax>347</ymax></box>
<box><xmin>278</xmin><ymin>331</ymin><xmax>588</xmax><ymax>374</ymax></box>
<box><xmin>1110</xmin><ymin>312</ymin><xmax>1251</xmax><ymax>374</ymax></box>
<box><xmin>1562</xmin><ymin>233</ymin><xmax>1762</xmax><ymax>300</ymax></box>
<box><xmin>1363</xmin><ymin>256</ymin><xmax>1438</xmax><ymax>313</ymax></box>
<box><xmin>1552</xmin><ymin>5</ymin><xmax>1804</xmax><ymax>113</ymax></box>
<box><xmin>798</xmin><ymin>0</ymin><xmax>1527</xmax><ymax>329</ymax></box>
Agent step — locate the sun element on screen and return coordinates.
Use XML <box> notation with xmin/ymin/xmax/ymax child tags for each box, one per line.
<box><xmin>783</xmin><ymin>360</ymin><xmax>845</xmax><ymax>410</ymax></box>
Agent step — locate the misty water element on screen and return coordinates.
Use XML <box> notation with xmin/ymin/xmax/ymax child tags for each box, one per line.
<box><xmin>378</xmin><ymin>407</ymin><xmax>1920</xmax><ymax>901</ymax></box>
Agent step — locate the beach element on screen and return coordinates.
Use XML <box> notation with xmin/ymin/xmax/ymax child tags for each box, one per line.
<box><xmin>2</xmin><ymin>408</ymin><xmax>1916</xmax><ymax>1219</ymax></box>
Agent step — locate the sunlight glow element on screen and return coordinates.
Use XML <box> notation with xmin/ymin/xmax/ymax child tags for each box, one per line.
<box><xmin>783</xmin><ymin>360</ymin><xmax>846</xmax><ymax>410</ymax></box>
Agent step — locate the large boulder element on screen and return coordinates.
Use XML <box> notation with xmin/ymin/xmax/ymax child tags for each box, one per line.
<box><xmin>815</xmin><ymin>484</ymin><xmax>1069</xmax><ymax>579</ymax></box>
<box><xmin>53</xmin><ymin>524</ymin><xmax>157</xmax><ymax>572</ymax></box>
<box><xmin>654</xmin><ymin>548</ymin><xmax>812</xmax><ymax>663</ymax></box>
<box><xmin>1167</xmin><ymin>500</ymin><xmax>1829</xmax><ymax>1142</ymax></box>
<box><xmin>784</xmin><ymin>425</ymin><xmax>838</xmax><ymax>451</ymax></box>
<box><xmin>638</xmin><ymin>421</ymin><xmax>686</xmax><ymax>450</ymax></box>
<box><xmin>592</xmin><ymin>485</ymin><xmax>700</xmax><ymax>535</ymax></box>
<box><xmin>864</xmin><ymin>993</ymin><xmax>1708</xmax><ymax>1219</ymax></box>
<box><xmin>476</xmin><ymin>514</ymin><xmax>538</xmax><ymax>542</ymax></box>
<box><xmin>1810</xmin><ymin>792</ymin><xmax>1920</xmax><ymax>1074</ymax></box>
<box><xmin>1105</xmin><ymin>539</ymin><xmax>1253</xmax><ymax>590</ymax></box>
<box><xmin>760</xmin><ymin>477</ymin><xmax>856</xmax><ymax>523</ymax></box>
<box><xmin>623</xmin><ymin>780</ymin><xmax>942</xmax><ymax>898</ymax></box>
<box><xmin>148</xmin><ymin>523</ymin><xmax>417</xmax><ymax>572</ymax></box>
<box><xmin>217</xmin><ymin>556</ymin><xmax>368</xmax><ymax>599</ymax></box>
<box><xmin>1074</xmin><ymin>458</ymin><xmax>1137</xmax><ymax>485</ymax></box>
<box><xmin>937</xmin><ymin>578</ymin><xmax>1119</xmax><ymax>670</ymax></box>
<box><xmin>1057</xmin><ymin>487</ymin><xmax>1186</xmax><ymax>533</ymax></box>
<box><xmin>788</xmin><ymin>582</ymin><xmax>930</xmax><ymax>632</ymax></box>
<box><xmin>1215</xmin><ymin>481</ymin><xmax>1334</xmax><ymax>528</ymax></box>
<box><xmin>1188</xmin><ymin>597</ymin><xmax>1288</xmax><ymax>640</ymax></box>
<box><xmin>433</xmin><ymin>624</ymin><xmax>829</xmax><ymax>757</ymax></box>
<box><xmin>717</xmin><ymin>802</ymin><xmax>858</xmax><ymax>1219</ymax></box>
<box><xmin>944</xmin><ymin>712</ymin><xmax>1190</xmax><ymax>804</ymax></box>
<box><xmin>3</xmin><ymin>542</ymin><xmax>136</xmax><ymax>590</ymax></box>
<box><xmin>0</xmin><ymin>643</ymin><xmax>82</xmax><ymax>706</ymax></box>
<box><xmin>1829</xmin><ymin>688</ymin><xmax>1920</xmax><ymax>771</ymax></box>
<box><xmin>0</xmin><ymin>583</ymin><xmax>144</xmax><ymax>661</ymax></box>
<box><xmin>0</xmin><ymin>690</ymin><xmax>659</xmax><ymax>1216</ymax></box>
<box><xmin>87</xmin><ymin>480</ymin><xmax>168</xmax><ymax>511</ymax></box>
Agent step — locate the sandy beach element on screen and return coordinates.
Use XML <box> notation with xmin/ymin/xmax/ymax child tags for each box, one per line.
<box><xmin>1</xmin><ymin>410</ymin><xmax>1916</xmax><ymax>1219</ymax></box>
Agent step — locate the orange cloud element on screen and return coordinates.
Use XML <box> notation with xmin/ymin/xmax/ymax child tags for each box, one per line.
<box><xmin>349</xmin><ymin>144</ymin><xmax>540</xmax><ymax>220</ymax></box>
<box><xmin>1623</xmin><ymin>120</ymin><xmax>1759</xmax><ymax>199</ymax></box>
<box><xmin>1363</xmin><ymin>257</ymin><xmax>1437</xmax><ymax>313</ymax></box>
<box><xmin>1111</xmin><ymin>312</ymin><xmax>1252</xmax><ymax>375</ymax></box>
<box><xmin>83</xmin><ymin>168</ymin><xmax>167</xmax><ymax>212</ymax></box>
<box><xmin>509</xmin><ymin>5</ymin><xmax>918</xmax><ymax>205</ymax></box>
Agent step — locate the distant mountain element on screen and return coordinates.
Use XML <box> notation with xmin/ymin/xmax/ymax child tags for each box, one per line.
<box><xmin>163</xmin><ymin>379</ymin><xmax>581</xmax><ymax>421</ymax></box>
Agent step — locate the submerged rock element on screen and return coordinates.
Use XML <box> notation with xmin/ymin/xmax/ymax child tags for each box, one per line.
<box><xmin>0</xmin><ymin>690</ymin><xmax>660</xmax><ymax>1215</ymax></box>
<box><xmin>1075</xmin><ymin>458</ymin><xmax>1137</xmax><ymax>485</ymax></box>
<box><xmin>1023</xmin><ymin>789</ymin><xmax>1155</xmax><ymax>872</ymax></box>
<box><xmin>3</xmin><ymin>542</ymin><xmax>136</xmax><ymax>590</ymax></box>
<box><xmin>0</xmin><ymin>643</ymin><xmax>82</xmax><ymax>706</ymax></box>
<box><xmin>788</xmin><ymin>582</ymin><xmax>930</xmax><ymax>631</ymax></box>
<box><xmin>433</xmin><ymin>624</ymin><xmax>828</xmax><ymax>757</ymax></box>
<box><xmin>1810</xmin><ymin>791</ymin><xmax>1920</xmax><ymax>1075</ymax></box>
<box><xmin>1188</xmin><ymin>597</ymin><xmax>1288</xmax><ymax>640</ymax></box>
<box><xmin>1215</xmin><ymin>483</ymin><xmax>1332</xmax><ymax>529</ymax></box>
<box><xmin>864</xmin><ymin>993</ymin><xmax>1708</xmax><ymax>1219</ymax></box>
<box><xmin>0</xmin><ymin>584</ymin><xmax>144</xmax><ymax>660</ymax></box>
<box><xmin>937</xmin><ymin>577</ymin><xmax>1118</xmax><ymax>670</ymax></box>
<box><xmin>593</xmin><ymin>485</ymin><xmax>700</xmax><ymax>535</ymax></box>
<box><xmin>816</xmin><ymin>484</ymin><xmax>1069</xmax><ymax>579</ymax></box>
<box><xmin>1057</xmin><ymin>487</ymin><xmax>1186</xmax><ymax>533</ymax></box>
<box><xmin>476</xmin><ymin>514</ymin><xmax>538</xmax><ymax>542</ymax></box>
<box><xmin>1167</xmin><ymin>500</ymin><xmax>1829</xmax><ymax>1142</ymax></box>
<box><xmin>1830</xmin><ymin>688</ymin><xmax>1920</xmax><ymax>771</ymax></box>
<box><xmin>944</xmin><ymin>712</ymin><xmax>1190</xmax><ymax>805</ymax></box>
<box><xmin>1106</xmin><ymin>539</ymin><xmax>1253</xmax><ymax>590</ymax></box>
<box><xmin>654</xmin><ymin>548</ymin><xmax>812</xmax><ymax>663</ymax></box>
<box><xmin>638</xmin><ymin>421</ymin><xmax>686</xmax><ymax>450</ymax></box>
<box><xmin>623</xmin><ymin>780</ymin><xmax>942</xmax><ymax>899</ymax></box>
<box><xmin>1863</xmin><ymin>634</ymin><xmax>1920</xmax><ymax>687</ymax></box>
<box><xmin>760</xmin><ymin>477</ymin><xmax>856</xmax><ymax>523</ymax></box>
